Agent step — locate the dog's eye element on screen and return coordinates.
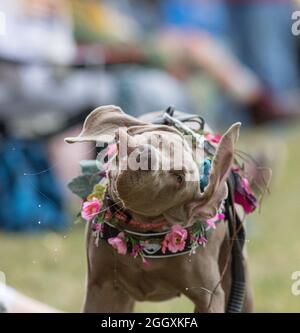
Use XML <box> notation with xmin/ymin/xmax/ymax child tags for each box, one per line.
<box><xmin>176</xmin><ymin>174</ymin><xmax>183</xmax><ymax>184</ymax></box>
<box><xmin>171</xmin><ymin>172</ymin><xmax>184</xmax><ymax>185</ymax></box>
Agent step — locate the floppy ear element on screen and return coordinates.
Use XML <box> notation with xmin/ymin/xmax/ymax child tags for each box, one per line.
<box><xmin>187</xmin><ymin>122</ymin><xmax>241</xmax><ymax>220</ymax></box>
<box><xmin>65</xmin><ymin>105</ymin><xmax>148</xmax><ymax>144</ymax></box>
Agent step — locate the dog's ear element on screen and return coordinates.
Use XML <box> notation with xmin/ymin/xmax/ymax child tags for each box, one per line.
<box><xmin>186</xmin><ymin>122</ymin><xmax>241</xmax><ymax>220</ymax></box>
<box><xmin>65</xmin><ymin>105</ymin><xmax>148</xmax><ymax>144</ymax></box>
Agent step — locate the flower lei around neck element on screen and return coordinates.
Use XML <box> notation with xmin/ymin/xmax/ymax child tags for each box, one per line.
<box><xmin>68</xmin><ymin>133</ymin><xmax>258</xmax><ymax>266</ymax></box>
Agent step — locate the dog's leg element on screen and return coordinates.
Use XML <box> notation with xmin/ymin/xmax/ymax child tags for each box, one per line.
<box><xmin>83</xmin><ymin>281</ymin><xmax>135</xmax><ymax>313</ymax></box>
<box><xmin>180</xmin><ymin>224</ymin><xmax>227</xmax><ymax>313</ymax></box>
<box><xmin>185</xmin><ymin>263</ymin><xmax>226</xmax><ymax>313</ymax></box>
<box><xmin>168</xmin><ymin>251</ymin><xmax>226</xmax><ymax>313</ymax></box>
<box><xmin>83</xmin><ymin>229</ymin><xmax>135</xmax><ymax>313</ymax></box>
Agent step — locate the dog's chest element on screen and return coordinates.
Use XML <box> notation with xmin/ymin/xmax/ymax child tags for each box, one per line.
<box><xmin>114</xmin><ymin>260</ymin><xmax>181</xmax><ymax>302</ymax></box>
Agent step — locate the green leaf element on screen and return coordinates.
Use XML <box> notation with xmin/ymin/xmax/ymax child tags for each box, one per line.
<box><xmin>68</xmin><ymin>174</ymin><xmax>100</xmax><ymax>199</ymax></box>
<box><xmin>80</xmin><ymin>160</ymin><xmax>100</xmax><ymax>175</ymax></box>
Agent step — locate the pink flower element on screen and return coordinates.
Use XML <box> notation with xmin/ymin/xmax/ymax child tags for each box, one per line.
<box><xmin>92</xmin><ymin>222</ymin><xmax>104</xmax><ymax>232</ymax></box>
<box><xmin>241</xmin><ymin>177</ymin><xmax>251</xmax><ymax>192</ymax></box>
<box><xmin>161</xmin><ymin>238</ymin><xmax>168</xmax><ymax>254</ymax></box>
<box><xmin>102</xmin><ymin>143</ymin><xmax>117</xmax><ymax>171</ymax></box>
<box><xmin>198</xmin><ymin>235</ymin><xmax>208</xmax><ymax>246</ymax></box>
<box><xmin>206</xmin><ymin>213</ymin><xmax>225</xmax><ymax>231</ymax></box>
<box><xmin>205</xmin><ymin>133</ymin><xmax>222</xmax><ymax>144</ymax></box>
<box><xmin>107</xmin><ymin>143</ymin><xmax>117</xmax><ymax>156</ymax></box>
<box><xmin>234</xmin><ymin>175</ymin><xmax>257</xmax><ymax>214</ymax></box>
<box><xmin>162</xmin><ymin>224</ymin><xmax>188</xmax><ymax>254</ymax></box>
<box><xmin>81</xmin><ymin>198</ymin><xmax>102</xmax><ymax>222</ymax></box>
<box><xmin>131</xmin><ymin>243</ymin><xmax>144</xmax><ymax>258</ymax></box>
<box><xmin>108</xmin><ymin>232</ymin><xmax>127</xmax><ymax>255</ymax></box>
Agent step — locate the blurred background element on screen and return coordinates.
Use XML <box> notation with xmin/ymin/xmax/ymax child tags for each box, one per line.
<box><xmin>0</xmin><ymin>0</ymin><xmax>300</xmax><ymax>312</ymax></box>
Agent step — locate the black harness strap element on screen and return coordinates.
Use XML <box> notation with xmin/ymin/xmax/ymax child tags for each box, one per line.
<box><xmin>225</xmin><ymin>173</ymin><xmax>246</xmax><ymax>313</ymax></box>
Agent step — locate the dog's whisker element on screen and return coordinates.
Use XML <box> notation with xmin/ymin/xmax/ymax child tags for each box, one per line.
<box><xmin>235</xmin><ymin>149</ymin><xmax>260</xmax><ymax>167</ymax></box>
<box><xmin>185</xmin><ymin>286</ymin><xmax>213</xmax><ymax>295</ymax></box>
<box><xmin>98</xmin><ymin>200</ymin><xmax>123</xmax><ymax>215</ymax></box>
<box><xmin>23</xmin><ymin>145</ymin><xmax>97</xmax><ymax>177</ymax></box>
<box><xmin>111</xmin><ymin>204</ymin><xmax>126</xmax><ymax>217</ymax></box>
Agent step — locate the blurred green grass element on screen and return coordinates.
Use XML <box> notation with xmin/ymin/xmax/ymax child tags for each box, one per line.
<box><xmin>0</xmin><ymin>124</ymin><xmax>300</xmax><ymax>312</ymax></box>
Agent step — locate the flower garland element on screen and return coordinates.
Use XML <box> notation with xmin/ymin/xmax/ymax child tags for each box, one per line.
<box><xmin>79</xmin><ymin>181</ymin><xmax>227</xmax><ymax>266</ymax></box>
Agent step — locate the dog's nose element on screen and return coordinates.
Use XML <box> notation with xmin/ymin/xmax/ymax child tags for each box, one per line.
<box><xmin>135</xmin><ymin>144</ymin><xmax>158</xmax><ymax>170</ymax></box>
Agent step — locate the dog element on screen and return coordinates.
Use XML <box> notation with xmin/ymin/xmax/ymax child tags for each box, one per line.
<box><xmin>65</xmin><ymin>105</ymin><xmax>253</xmax><ymax>313</ymax></box>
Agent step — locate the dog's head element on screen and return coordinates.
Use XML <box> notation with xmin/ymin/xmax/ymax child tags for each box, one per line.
<box><xmin>66</xmin><ymin>105</ymin><xmax>240</xmax><ymax>225</ymax></box>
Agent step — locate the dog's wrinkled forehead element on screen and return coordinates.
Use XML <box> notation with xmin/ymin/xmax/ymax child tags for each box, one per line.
<box><xmin>127</xmin><ymin>125</ymin><xmax>182</xmax><ymax>137</ymax></box>
<box><xmin>124</xmin><ymin>129</ymin><xmax>188</xmax><ymax>152</ymax></box>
